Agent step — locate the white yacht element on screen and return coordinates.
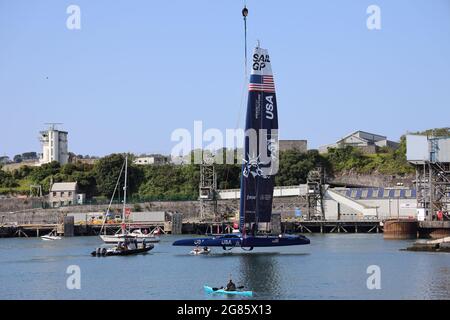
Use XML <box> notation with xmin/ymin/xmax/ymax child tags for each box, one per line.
<box><xmin>100</xmin><ymin>229</ymin><xmax>160</xmax><ymax>244</ymax></box>
<box><xmin>98</xmin><ymin>156</ymin><xmax>160</xmax><ymax>244</ymax></box>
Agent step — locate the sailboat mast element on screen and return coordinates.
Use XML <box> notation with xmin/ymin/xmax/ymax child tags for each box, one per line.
<box><xmin>122</xmin><ymin>155</ymin><xmax>128</xmax><ymax>232</ymax></box>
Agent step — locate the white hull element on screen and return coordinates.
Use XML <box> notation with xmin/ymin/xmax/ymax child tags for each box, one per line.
<box><xmin>41</xmin><ymin>235</ymin><xmax>62</xmax><ymax>241</ymax></box>
<box><xmin>100</xmin><ymin>234</ymin><xmax>160</xmax><ymax>244</ymax></box>
<box><xmin>190</xmin><ymin>248</ymin><xmax>211</xmax><ymax>255</ymax></box>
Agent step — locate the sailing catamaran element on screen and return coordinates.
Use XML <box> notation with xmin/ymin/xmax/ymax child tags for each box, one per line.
<box><xmin>99</xmin><ymin>155</ymin><xmax>160</xmax><ymax>244</ymax></box>
<box><xmin>173</xmin><ymin>45</ymin><xmax>310</xmax><ymax>250</ymax></box>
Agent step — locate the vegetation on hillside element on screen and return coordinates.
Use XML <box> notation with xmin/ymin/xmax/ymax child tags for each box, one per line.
<box><xmin>2</xmin><ymin>128</ymin><xmax>448</xmax><ymax>199</ymax></box>
<box><xmin>325</xmin><ymin>136</ymin><xmax>413</xmax><ymax>175</ymax></box>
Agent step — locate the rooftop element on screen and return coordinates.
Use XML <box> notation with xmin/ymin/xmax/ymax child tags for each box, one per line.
<box><xmin>51</xmin><ymin>182</ymin><xmax>77</xmax><ymax>192</ymax></box>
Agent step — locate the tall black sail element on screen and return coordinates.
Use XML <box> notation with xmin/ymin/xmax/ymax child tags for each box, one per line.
<box><xmin>240</xmin><ymin>45</ymin><xmax>279</xmax><ymax>234</ymax></box>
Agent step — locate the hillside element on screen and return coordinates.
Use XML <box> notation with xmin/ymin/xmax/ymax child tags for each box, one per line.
<box><xmin>0</xmin><ymin>149</ymin><xmax>411</xmax><ymax>200</ymax></box>
<box><xmin>2</xmin><ymin>128</ymin><xmax>448</xmax><ymax>199</ymax></box>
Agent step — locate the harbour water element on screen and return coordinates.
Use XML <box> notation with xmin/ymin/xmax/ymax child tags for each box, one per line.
<box><xmin>0</xmin><ymin>234</ymin><xmax>449</xmax><ymax>300</ymax></box>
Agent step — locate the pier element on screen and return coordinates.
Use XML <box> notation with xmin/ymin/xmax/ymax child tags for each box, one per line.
<box><xmin>157</xmin><ymin>219</ymin><xmax>384</xmax><ymax>235</ymax></box>
<box><xmin>1</xmin><ymin>215</ymin><xmax>449</xmax><ymax>239</ymax></box>
<box><xmin>0</xmin><ymin>222</ymin><xmax>166</xmax><ymax>238</ymax></box>
<box><xmin>0</xmin><ymin>219</ymin><xmax>383</xmax><ymax>237</ymax></box>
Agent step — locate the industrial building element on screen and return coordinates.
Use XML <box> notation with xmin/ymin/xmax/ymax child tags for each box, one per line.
<box><xmin>217</xmin><ymin>185</ymin><xmax>417</xmax><ymax>221</ymax></box>
<box><xmin>407</xmin><ymin>134</ymin><xmax>450</xmax><ymax>221</ymax></box>
<box><xmin>319</xmin><ymin>130</ymin><xmax>399</xmax><ymax>154</ymax></box>
<box><xmin>321</xmin><ymin>187</ymin><xmax>417</xmax><ymax>220</ymax></box>
<box><xmin>39</xmin><ymin>124</ymin><xmax>69</xmax><ymax>165</ymax></box>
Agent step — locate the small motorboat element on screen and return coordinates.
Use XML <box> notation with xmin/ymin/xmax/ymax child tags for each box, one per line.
<box><xmin>190</xmin><ymin>247</ymin><xmax>211</xmax><ymax>255</ymax></box>
<box><xmin>204</xmin><ymin>285</ymin><xmax>252</xmax><ymax>297</ymax></box>
<box><xmin>91</xmin><ymin>243</ymin><xmax>154</xmax><ymax>257</ymax></box>
<box><xmin>41</xmin><ymin>231</ymin><xmax>62</xmax><ymax>241</ymax></box>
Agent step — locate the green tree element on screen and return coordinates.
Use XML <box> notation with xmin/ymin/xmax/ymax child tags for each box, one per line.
<box><xmin>215</xmin><ymin>164</ymin><xmax>241</xmax><ymax>189</ymax></box>
<box><xmin>0</xmin><ymin>170</ymin><xmax>18</xmax><ymax>188</ymax></box>
<box><xmin>21</xmin><ymin>152</ymin><xmax>38</xmax><ymax>160</ymax></box>
<box><xmin>12</xmin><ymin>165</ymin><xmax>33</xmax><ymax>180</ymax></box>
<box><xmin>138</xmin><ymin>164</ymin><xmax>199</xmax><ymax>200</ymax></box>
<box><xmin>71</xmin><ymin>171</ymin><xmax>97</xmax><ymax>197</ymax></box>
<box><xmin>13</xmin><ymin>154</ymin><xmax>22</xmax><ymax>163</ymax></box>
<box><xmin>29</xmin><ymin>161</ymin><xmax>61</xmax><ymax>184</ymax></box>
<box><xmin>416</xmin><ymin>127</ymin><xmax>450</xmax><ymax>137</ymax></box>
<box><xmin>325</xmin><ymin>146</ymin><xmax>369</xmax><ymax>172</ymax></box>
<box><xmin>275</xmin><ymin>149</ymin><xmax>328</xmax><ymax>186</ymax></box>
<box><xmin>94</xmin><ymin>154</ymin><xmax>143</xmax><ymax>198</ymax></box>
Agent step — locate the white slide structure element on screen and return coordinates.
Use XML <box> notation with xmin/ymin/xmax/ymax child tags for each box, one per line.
<box><xmin>326</xmin><ymin>189</ymin><xmax>378</xmax><ymax>218</ymax></box>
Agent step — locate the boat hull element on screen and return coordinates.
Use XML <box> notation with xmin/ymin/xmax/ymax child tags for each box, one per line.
<box><xmin>41</xmin><ymin>236</ymin><xmax>62</xmax><ymax>241</ymax></box>
<box><xmin>190</xmin><ymin>248</ymin><xmax>211</xmax><ymax>255</ymax></box>
<box><xmin>100</xmin><ymin>234</ymin><xmax>160</xmax><ymax>244</ymax></box>
<box><xmin>173</xmin><ymin>234</ymin><xmax>310</xmax><ymax>248</ymax></box>
<box><xmin>91</xmin><ymin>245</ymin><xmax>154</xmax><ymax>257</ymax></box>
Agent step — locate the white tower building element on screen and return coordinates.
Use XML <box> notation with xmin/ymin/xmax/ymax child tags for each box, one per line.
<box><xmin>39</xmin><ymin>124</ymin><xmax>69</xmax><ymax>165</ymax></box>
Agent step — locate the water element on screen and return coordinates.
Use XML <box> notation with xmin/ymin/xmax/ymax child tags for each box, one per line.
<box><xmin>0</xmin><ymin>234</ymin><xmax>449</xmax><ymax>300</ymax></box>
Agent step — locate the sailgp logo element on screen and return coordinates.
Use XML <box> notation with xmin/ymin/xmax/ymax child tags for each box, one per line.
<box><xmin>242</xmin><ymin>129</ymin><xmax>279</xmax><ymax>178</ymax></box>
<box><xmin>253</xmin><ymin>53</ymin><xmax>270</xmax><ymax>71</ymax></box>
<box><xmin>242</xmin><ymin>153</ymin><xmax>270</xmax><ymax>179</ymax></box>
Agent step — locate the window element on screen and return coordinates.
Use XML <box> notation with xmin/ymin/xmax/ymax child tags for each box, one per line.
<box><xmin>53</xmin><ymin>192</ymin><xmax>56</xmax><ymax>197</ymax></box>
<box><xmin>68</xmin><ymin>192</ymin><xmax>72</xmax><ymax>196</ymax></box>
<box><xmin>61</xmin><ymin>192</ymin><xmax>65</xmax><ymax>196</ymax></box>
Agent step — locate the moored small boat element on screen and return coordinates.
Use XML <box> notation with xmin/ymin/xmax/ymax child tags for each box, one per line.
<box><xmin>41</xmin><ymin>231</ymin><xmax>62</xmax><ymax>241</ymax></box>
<box><xmin>190</xmin><ymin>247</ymin><xmax>211</xmax><ymax>255</ymax></box>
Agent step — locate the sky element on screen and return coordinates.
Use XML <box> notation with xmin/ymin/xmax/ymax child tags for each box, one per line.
<box><xmin>1</xmin><ymin>0</ymin><xmax>449</xmax><ymax>158</ymax></box>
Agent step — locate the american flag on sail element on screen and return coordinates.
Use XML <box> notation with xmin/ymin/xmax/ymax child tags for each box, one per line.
<box><xmin>249</xmin><ymin>75</ymin><xmax>275</xmax><ymax>93</ymax></box>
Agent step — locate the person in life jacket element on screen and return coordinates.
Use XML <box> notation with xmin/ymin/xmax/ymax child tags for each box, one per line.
<box><xmin>225</xmin><ymin>278</ymin><xmax>236</xmax><ymax>291</ymax></box>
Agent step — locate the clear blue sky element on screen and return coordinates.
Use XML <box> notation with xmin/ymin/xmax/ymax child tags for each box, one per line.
<box><xmin>1</xmin><ymin>0</ymin><xmax>449</xmax><ymax>158</ymax></box>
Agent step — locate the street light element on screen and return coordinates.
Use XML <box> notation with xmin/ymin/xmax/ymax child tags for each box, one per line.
<box><xmin>242</xmin><ymin>6</ymin><xmax>248</xmax><ymax>17</ymax></box>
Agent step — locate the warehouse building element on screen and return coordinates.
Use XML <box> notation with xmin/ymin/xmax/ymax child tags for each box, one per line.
<box><xmin>319</xmin><ymin>130</ymin><xmax>399</xmax><ymax>154</ymax></box>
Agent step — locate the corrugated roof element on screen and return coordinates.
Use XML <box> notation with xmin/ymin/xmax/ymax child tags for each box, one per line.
<box><xmin>336</xmin><ymin>187</ymin><xmax>416</xmax><ymax>199</ymax></box>
<box><xmin>51</xmin><ymin>182</ymin><xmax>77</xmax><ymax>191</ymax></box>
